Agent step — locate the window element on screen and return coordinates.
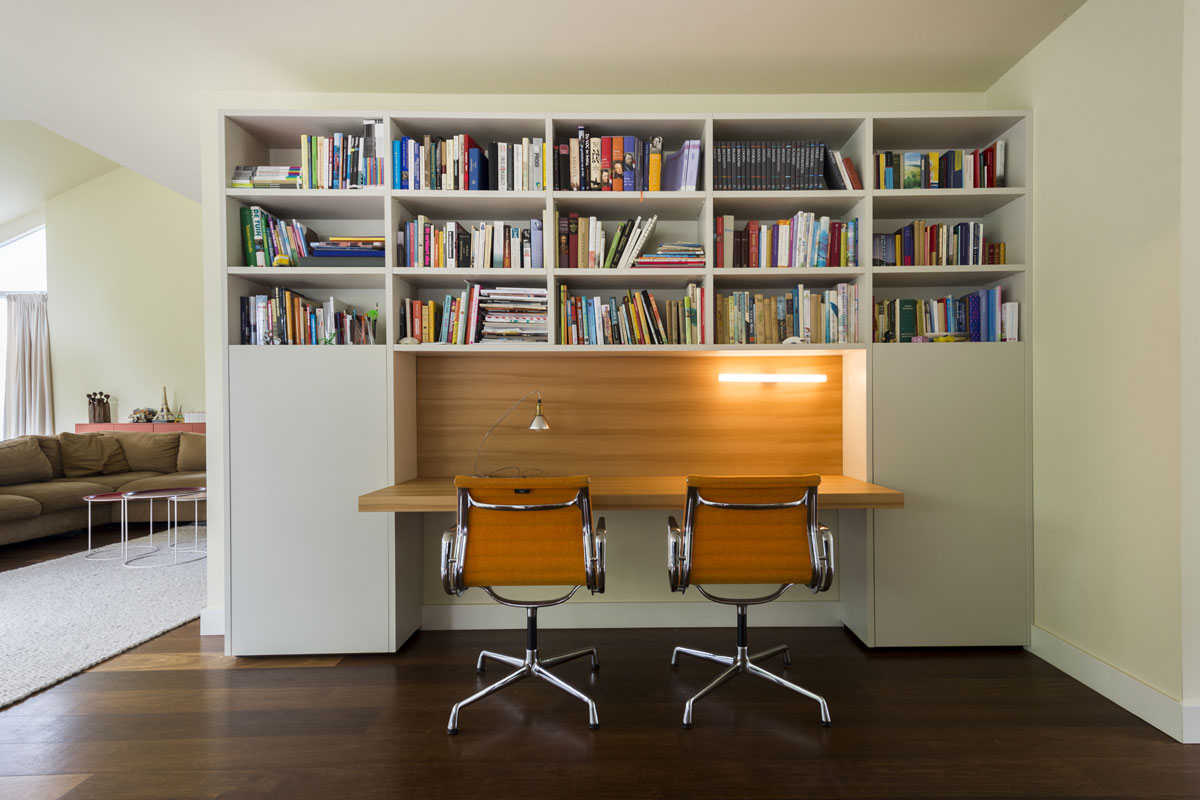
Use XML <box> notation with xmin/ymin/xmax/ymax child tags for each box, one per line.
<box><xmin>0</xmin><ymin>226</ymin><xmax>48</xmax><ymax>424</ymax></box>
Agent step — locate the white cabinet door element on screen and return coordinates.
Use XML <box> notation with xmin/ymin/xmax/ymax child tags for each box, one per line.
<box><xmin>229</xmin><ymin>346</ymin><xmax>391</xmax><ymax>655</ymax></box>
<box><xmin>872</xmin><ymin>343</ymin><xmax>1029</xmax><ymax>646</ymax></box>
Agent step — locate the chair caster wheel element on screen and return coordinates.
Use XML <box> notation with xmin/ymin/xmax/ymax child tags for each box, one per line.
<box><xmin>447</xmin><ymin>728</ymin><xmax>459</xmax><ymax>735</ymax></box>
<box><xmin>682</xmin><ymin>722</ymin><xmax>693</xmax><ymax>729</ymax></box>
<box><xmin>589</xmin><ymin>723</ymin><xmax>599</xmax><ymax>730</ymax></box>
<box><xmin>820</xmin><ymin>721</ymin><xmax>832</xmax><ymax>728</ymax></box>
<box><xmin>670</xmin><ymin>663</ymin><xmax>679</xmax><ymax>670</ymax></box>
<box><xmin>591</xmin><ymin>664</ymin><xmax>600</xmax><ymax>672</ymax></box>
<box><xmin>476</xmin><ymin>668</ymin><xmax>485</xmax><ymax>674</ymax></box>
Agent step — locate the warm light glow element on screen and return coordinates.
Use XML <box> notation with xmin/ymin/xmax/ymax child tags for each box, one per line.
<box><xmin>718</xmin><ymin>373</ymin><xmax>827</xmax><ymax>383</ymax></box>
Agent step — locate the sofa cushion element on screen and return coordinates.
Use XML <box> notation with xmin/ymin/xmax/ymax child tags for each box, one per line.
<box><xmin>0</xmin><ymin>494</ymin><xmax>41</xmax><ymax>522</ymax></box>
<box><xmin>60</xmin><ymin>432</ymin><xmax>130</xmax><ymax>477</ymax></box>
<box><xmin>117</xmin><ymin>471</ymin><xmax>206</xmax><ymax>494</ymax></box>
<box><xmin>29</xmin><ymin>435</ymin><xmax>64</xmax><ymax>478</ymax></box>
<box><xmin>0</xmin><ymin>436</ymin><xmax>54</xmax><ymax>486</ymax></box>
<box><xmin>82</xmin><ymin>471</ymin><xmax>164</xmax><ymax>490</ymax></box>
<box><xmin>177</xmin><ymin>433</ymin><xmax>206</xmax><ymax>472</ymax></box>
<box><xmin>104</xmin><ymin>431</ymin><xmax>180</xmax><ymax>473</ymax></box>
<box><xmin>0</xmin><ymin>479</ymin><xmax>113</xmax><ymax>513</ymax></box>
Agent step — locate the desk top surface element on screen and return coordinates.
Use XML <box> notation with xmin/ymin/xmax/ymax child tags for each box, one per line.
<box><xmin>359</xmin><ymin>475</ymin><xmax>903</xmax><ymax>513</ymax></box>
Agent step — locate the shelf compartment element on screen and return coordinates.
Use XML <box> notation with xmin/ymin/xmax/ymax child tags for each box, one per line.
<box><xmin>551</xmin><ymin>191</ymin><xmax>705</xmax><ymax>220</ymax></box>
<box><xmin>226</xmin><ymin>189</ymin><xmax>385</xmax><ymax>220</ymax></box>
<box><xmin>872</xmin><ymin>188</ymin><xmax>1024</xmax><ymax>218</ymax></box>
<box><xmin>713</xmin><ymin>190</ymin><xmax>865</xmax><ymax>219</ymax></box>
<box><xmin>393</xmin><ymin>343</ymin><xmax>863</xmax><ymax>356</ymax></box>
<box><xmin>553</xmin><ymin>268</ymin><xmax>705</xmax><ymax>289</ymax></box>
<box><xmin>713</xmin><ymin>267</ymin><xmax>865</xmax><ymax>288</ymax></box>
<box><xmin>392</xmin><ymin>190</ymin><xmax>547</xmax><ymax>219</ymax></box>
<box><xmin>872</xmin><ymin>113</ymin><xmax>1027</xmax><ymax>151</ymax></box>
<box><xmin>393</xmin><ymin>267</ymin><xmax>549</xmax><ymax>289</ymax></box>
<box><xmin>871</xmin><ymin>265</ymin><xmax>1026</xmax><ymax>288</ymax></box>
<box><xmin>227</xmin><ymin>267</ymin><xmax>386</xmax><ymax>290</ymax></box>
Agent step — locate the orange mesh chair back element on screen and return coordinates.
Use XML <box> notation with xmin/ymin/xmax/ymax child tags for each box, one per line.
<box><xmin>445</xmin><ymin>475</ymin><xmax>602</xmax><ymax>596</ymax></box>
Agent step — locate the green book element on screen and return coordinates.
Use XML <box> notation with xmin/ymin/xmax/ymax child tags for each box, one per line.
<box><xmin>898</xmin><ymin>298</ymin><xmax>918</xmax><ymax>342</ymax></box>
<box><xmin>239</xmin><ymin>206</ymin><xmax>256</xmax><ymax>267</ymax></box>
<box><xmin>602</xmin><ymin>222</ymin><xmax>626</xmax><ymax>268</ymax></box>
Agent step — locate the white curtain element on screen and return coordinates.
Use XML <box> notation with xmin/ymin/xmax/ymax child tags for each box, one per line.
<box><xmin>4</xmin><ymin>293</ymin><xmax>53</xmax><ymax>437</ymax></box>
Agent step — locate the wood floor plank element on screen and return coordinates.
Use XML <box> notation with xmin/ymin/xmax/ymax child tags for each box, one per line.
<box><xmin>91</xmin><ymin>653</ymin><xmax>342</xmax><ymax>672</ymax></box>
<box><xmin>0</xmin><ymin>774</ymin><xmax>90</xmax><ymax>800</ymax></box>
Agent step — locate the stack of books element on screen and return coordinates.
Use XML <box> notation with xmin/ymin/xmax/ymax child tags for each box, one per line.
<box><xmin>716</xmin><ymin>284</ymin><xmax>859</xmax><ymax>345</ymax></box>
<box><xmin>633</xmin><ymin>242</ymin><xmax>705</xmax><ymax>268</ymax></box>
<box><xmin>398</xmin><ymin>219</ymin><xmax>543</xmax><ymax>269</ymax></box>
<box><xmin>300</xmin><ymin>120</ymin><xmax>387</xmax><ymax>189</ymax></box>
<box><xmin>714</xmin><ymin>213</ymin><xmax>858</xmax><ymax>269</ymax></box>
<box><xmin>301</xmin><ymin>236</ymin><xmax>384</xmax><ymax>266</ymax></box>
<box><xmin>875</xmin><ymin>290</ymin><xmax>1017</xmax><ymax>343</ymax></box>
<box><xmin>558</xmin><ymin>213</ymin><xmax>658</xmax><ymax>269</ymax></box>
<box><xmin>239</xmin><ymin>289</ymin><xmax>376</xmax><ymax>345</ymax></box>
<box><xmin>230</xmin><ymin>165</ymin><xmax>302</xmax><ymax>189</ymax></box>
<box><xmin>560</xmin><ymin>284</ymin><xmax>703</xmax><ymax>345</ymax></box>
<box><xmin>874</xmin><ymin>141</ymin><xmax>1005</xmax><ymax>189</ymax></box>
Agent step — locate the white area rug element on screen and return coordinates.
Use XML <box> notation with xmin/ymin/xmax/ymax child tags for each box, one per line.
<box><xmin>0</xmin><ymin>528</ymin><xmax>207</xmax><ymax>708</ymax></box>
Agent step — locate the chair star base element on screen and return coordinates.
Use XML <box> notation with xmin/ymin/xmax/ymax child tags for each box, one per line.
<box><xmin>448</xmin><ymin>646</ymin><xmax>600</xmax><ymax>734</ymax></box>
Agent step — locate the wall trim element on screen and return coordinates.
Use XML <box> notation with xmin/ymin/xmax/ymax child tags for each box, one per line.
<box><xmin>199</xmin><ymin>606</ymin><xmax>225</xmax><ymax>636</ymax></box>
<box><xmin>1028</xmin><ymin>625</ymin><xmax>1193</xmax><ymax>742</ymax></box>
<box><xmin>421</xmin><ymin>601</ymin><xmax>842</xmax><ymax>631</ymax></box>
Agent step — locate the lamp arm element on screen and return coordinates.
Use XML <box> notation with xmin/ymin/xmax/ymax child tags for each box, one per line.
<box><xmin>472</xmin><ymin>389</ymin><xmax>541</xmax><ymax>477</ymax></box>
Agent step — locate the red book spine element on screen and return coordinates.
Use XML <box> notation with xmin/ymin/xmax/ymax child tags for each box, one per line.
<box><xmin>715</xmin><ymin>215</ymin><xmax>724</xmax><ymax>269</ymax></box>
<box><xmin>747</xmin><ymin>220</ymin><xmax>760</xmax><ymax>269</ymax></box>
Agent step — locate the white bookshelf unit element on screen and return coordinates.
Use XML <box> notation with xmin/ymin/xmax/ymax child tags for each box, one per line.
<box><xmin>209</xmin><ymin>109</ymin><xmax>1030</xmax><ymax>654</ymax></box>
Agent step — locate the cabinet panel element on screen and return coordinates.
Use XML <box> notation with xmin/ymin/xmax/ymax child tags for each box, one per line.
<box><xmin>229</xmin><ymin>346</ymin><xmax>391</xmax><ymax>654</ymax></box>
<box><xmin>871</xmin><ymin>344</ymin><xmax>1028</xmax><ymax>646</ymax></box>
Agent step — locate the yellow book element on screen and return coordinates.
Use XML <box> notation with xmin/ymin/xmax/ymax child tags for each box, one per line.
<box><xmin>648</xmin><ymin>153</ymin><xmax>662</xmax><ymax>191</ymax></box>
<box><xmin>928</xmin><ymin>151</ymin><xmax>940</xmax><ymax>188</ymax></box>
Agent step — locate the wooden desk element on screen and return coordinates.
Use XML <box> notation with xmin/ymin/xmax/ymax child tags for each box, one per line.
<box><xmin>359</xmin><ymin>475</ymin><xmax>903</xmax><ymax>513</ymax></box>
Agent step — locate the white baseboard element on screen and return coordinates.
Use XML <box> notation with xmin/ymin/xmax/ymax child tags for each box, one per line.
<box><xmin>199</xmin><ymin>606</ymin><xmax>225</xmax><ymax>636</ymax></box>
<box><xmin>1028</xmin><ymin>626</ymin><xmax>1196</xmax><ymax>742</ymax></box>
<box><xmin>421</xmin><ymin>601</ymin><xmax>842</xmax><ymax>631</ymax></box>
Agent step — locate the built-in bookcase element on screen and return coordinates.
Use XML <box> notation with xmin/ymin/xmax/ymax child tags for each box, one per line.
<box><xmin>211</xmin><ymin>108</ymin><xmax>1031</xmax><ymax>654</ymax></box>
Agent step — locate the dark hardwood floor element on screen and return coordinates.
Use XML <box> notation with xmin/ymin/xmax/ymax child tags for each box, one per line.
<box><xmin>2</xmin><ymin>535</ymin><xmax>1198</xmax><ymax>799</ymax></box>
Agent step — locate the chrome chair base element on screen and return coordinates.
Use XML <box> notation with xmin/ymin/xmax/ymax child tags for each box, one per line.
<box><xmin>448</xmin><ymin>646</ymin><xmax>600</xmax><ymax>734</ymax></box>
<box><xmin>672</xmin><ymin>644</ymin><xmax>832</xmax><ymax>728</ymax></box>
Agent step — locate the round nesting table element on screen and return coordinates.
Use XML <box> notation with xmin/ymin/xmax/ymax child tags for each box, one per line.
<box><xmin>121</xmin><ymin>487</ymin><xmax>204</xmax><ymax>568</ymax></box>
<box><xmin>82</xmin><ymin>490</ymin><xmax>149</xmax><ymax>562</ymax></box>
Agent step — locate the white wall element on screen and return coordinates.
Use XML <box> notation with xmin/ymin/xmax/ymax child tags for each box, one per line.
<box><xmin>987</xmin><ymin>0</ymin><xmax>1184</xmax><ymax>699</ymax></box>
<box><xmin>45</xmin><ymin>167</ymin><xmax>204</xmax><ymax>431</ymax></box>
<box><xmin>1180</xmin><ymin>0</ymin><xmax>1200</xmax><ymax>739</ymax></box>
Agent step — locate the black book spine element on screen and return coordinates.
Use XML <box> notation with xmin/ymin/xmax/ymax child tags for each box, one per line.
<box><xmin>557</xmin><ymin>143</ymin><xmax>569</xmax><ymax>191</ymax></box>
<box><xmin>487</xmin><ymin>142</ymin><xmax>499</xmax><ymax>193</ymax></box>
<box><xmin>580</xmin><ymin>127</ymin><xmax>590</xmax><ymax>191</ymax></box>
<box><xmin>240</xmin><ymin>296</ymin><xmax>250</xmax><ymax>344</ymax></box>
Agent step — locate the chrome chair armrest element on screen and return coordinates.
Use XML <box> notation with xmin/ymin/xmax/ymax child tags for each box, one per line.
<box><xmin>440</xmin><ymin>526</ymin><xmax>462</xmax><ymax>596</ymax></box>
<box><xmin>590</xmin><ymin>517</ymin><xmax>607</xmax><ymax>594</ymax></box>
<box><xmin>667</xmin><ymin>516</ymin><xmax>687</xmax><ymax>593</ymax></box>
<box><xmin>810</xmin><ymin>523</ymin><xmax>835</xmax><ymax>593</ymax></box>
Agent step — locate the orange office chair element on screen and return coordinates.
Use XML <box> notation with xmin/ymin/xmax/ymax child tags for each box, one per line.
<box><xmin>667</xmin><ymin>475</ymin><xmax>834</xmax><ymax>728</ymax></box>
<box><xmin>440</xmin><ymin>476</ymin><xmax>606</xmax><ymax>734</ymax></box>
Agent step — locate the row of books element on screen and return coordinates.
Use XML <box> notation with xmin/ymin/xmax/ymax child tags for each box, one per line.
<box><xmin>874</xmin><ymin>290</ymin><xmax>1016</xmax><ymax>342</ymax></box>
<box><xmin>239</xmin><ymin>206</ymin><xmax>315</xmax><ymax>267</ymax></box>
<box><xmin>393</xmin><ymin>135</ymin><xmax>545</xmax><ymax>192</ymax></box>
<box><xmin>558</xmin><ymin>213</ymin><xmax>657</xmax><ymax>269</ymax></box>
<box><xmin>558</xmin><ymin>132</ymin><xmax>700</xmax><ymax>192</ymax></box>
<box><xmin>871</xmin><ymin>221</ymin><xmax>996</xmax><ymax>267</ymax></box>
<box><xmin>397</xmin><ymin>218</ymin><xmax>544</xmax><ymax>269</ymax></box>
<box><xmin>559</xmin><ymin>285</ymin><xmax>703</xmax><ymax>345</ymax></box>
<box><xmin>299</xmin><ymin>121</ymin><xmax>388</xmax><ymax>189</ymax></box>
<box><xmin>400</xmin><ymin>286</ymin><xmax>549</xmax><ymax>344</ymax></box>
<box><xmin>715</xmin><ymin>214</ymin><xmax>859</xmax><ymax>269</ymax></box>
<box><xmin>712</xmin><ymin>141</ymin><xmax>862</xmax><ymax>192</ymax></box>
<box><xmin>715</xmin><ymin>284</ymin><xmax>860</xmax><ymax>345</ymax></box>
<box><xmin>238</xmin><ymin>289</ymin><xmax>377</xmax><ymax>345</ymax></box>
<box><xmin>874</xmin><ymin>141</ymin><xmax>1005</xmax><ymax>190</ymax></box>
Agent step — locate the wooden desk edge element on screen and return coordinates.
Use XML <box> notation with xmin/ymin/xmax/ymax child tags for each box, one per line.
<box><xmin>359</xmin><ymin>477</ymin><xmax>903</xmax><ymax>513</ymax></box>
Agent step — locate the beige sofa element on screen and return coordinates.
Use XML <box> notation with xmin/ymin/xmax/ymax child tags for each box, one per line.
<box><xmin>0</xmin><ymin>431</ymin><xmax>206</xmax><ymax>548</ymax></box>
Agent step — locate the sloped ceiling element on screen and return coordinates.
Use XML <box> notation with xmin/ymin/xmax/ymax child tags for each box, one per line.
<box><xmin>0</xmin><ymin>0</ymin><xmax>1083</xmax><ymax>205</ymax></box>
<box><xmin>0</xmin><ymin>123</ymin><xmax>118</xmax><ymax>229</ymax></box>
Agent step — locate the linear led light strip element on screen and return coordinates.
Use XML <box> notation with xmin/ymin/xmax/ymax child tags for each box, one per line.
<box><xmin>718</xmin><ymin>374</ymin><xmax>827</xmax><ymax>383</ymax></box>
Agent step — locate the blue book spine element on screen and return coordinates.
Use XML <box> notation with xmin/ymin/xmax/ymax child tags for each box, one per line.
<box><xmin>439</xmin><ymin>294</ymin><xmax>452</xmax><ymax>343</ymax></box>
<box><xmin>589</xmin><ymin>298</ymin><xmax>599</xmax><ymax>344</ymax></box>
<box><xmin>641</xmin><ymin>141</ymin><xmax>650</xmax><ymax>191</ymax></box>
<box><xmin>400</xmin><ymin>137</ymin><xmax>410</xmax><ymax>189</ymax></box>
<box><xmin>531</xmin><ymin>219</ymin><xmax>543</xmax><ymax>270</ymax></box>
<box><xmin>793</xmin><ymin>286</ymin><xmax>801</xmax><ymax>337</ymax></box>
<box><xmin>468</xmin><ymin>148</ymin><xmax>482</xmax><ymax>190</ymax></box>
<box><xmin>622</xmin><ymin>136</ymin><xmax>636</xmax><ymax>190</ymax></box>
<box><xmin>608</xmin><ymin>297</ymin><xmax>619</xmax><ymax>344</ymax></box>
<box><xmin>392</xmin><ymin>139</ymin><xmax>401</xmax><ymax>189</ymax></box>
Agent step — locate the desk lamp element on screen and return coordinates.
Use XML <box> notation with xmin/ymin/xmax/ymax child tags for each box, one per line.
<box><xmin>472</xmin><ymin>389</ymin><xmax>549</xmax><ymax>477</ymax></box>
